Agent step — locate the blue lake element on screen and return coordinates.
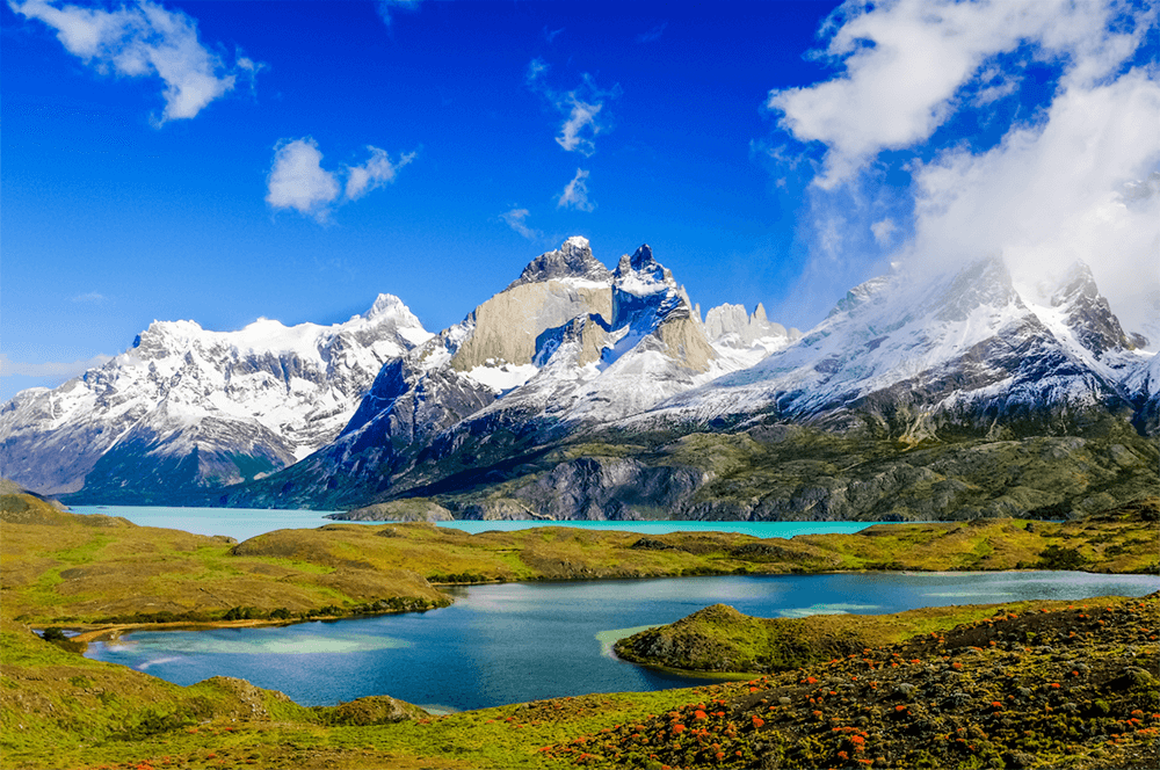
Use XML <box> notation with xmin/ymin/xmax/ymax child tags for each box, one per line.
<box><xmin>84</xmin><ymin>571</ymin><xmax>1159</xmax><ymax>712</ymax></box>
<box><xmin>71</xmin><ymin>505</ymin><xmax>874</xmax><ymax>542</ymax></box>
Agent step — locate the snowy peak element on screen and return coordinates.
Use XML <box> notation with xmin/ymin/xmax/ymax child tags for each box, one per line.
<box><xmin>652</xmin><ymin>255</ymin><xmax>1153</xmax><ymax>438</ymax></box>
<box><xmin>613</xmin><ymin>244</ymin><xmax>675</xmax><ymax>295</ymax></box>
<box><xmin>704</xmin><ymin>302</ymin><xmax>799</xmax><ymax>348</ymax></box>
<box><xmin>506</xmin><ymin>236</ymin><xmax>612</xmax><ymax>290</ymax></box>
<box><xmin>1047</xmin><ymin>262</ymin><xmax>1132</xmax><ymax>357</ymax></box>
<box><xmin>0</xmin><ymin>293</ymin><xmax>431</xmax><ymax>497</ymax></box>
<box><xmin>931</xmin><ymin>257</ymin><xmax>1021</xmax><ymax>324</ymax></box>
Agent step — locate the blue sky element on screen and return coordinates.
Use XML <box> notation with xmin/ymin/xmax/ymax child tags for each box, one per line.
<box><xmin>3</xmin><ymin>0</ymin><xmax>1158</xmax><ymax>401</ymax></box>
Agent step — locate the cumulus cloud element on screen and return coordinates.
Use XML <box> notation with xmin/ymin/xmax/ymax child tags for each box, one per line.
<box><xmin>8</xmin><ymin>0</ymin><xmax>255</xmax><ymax>124</ymax></box>
<box><xmin>767</xmin><ymin>0</ymin><xmax>1149</xmax><ymax>188</ymax></box>
<box><xmin>907</xmin><ymin>69</ymin><xmax>1160</xmax><ymax>340</ymax></box>
<box><xmin>870</xmin><ymin>218</ymin><xmax>896</xmax><ymax>246</ymax></box>
<box><xmin>557</xmin><ymin>168</ymin><xmax>594</xmax><ymax>212</ymax></box>
<box><xmin>267</xmin><ymin>138</ymin><xmax>415</xmax><ymax>221</ymax></box>
<box><xmin>501</xmin><ymin>208</ymin><xmax>541</xmax><ymax>240</ymax></box>
<box><xmin>764</xmin><ymin>0</ymin><xmax>1160</xmax><ymax>341</ymax></box>
<box><xmin>527</xmin><ymin>60</ymin><xmax>622</xmax><ymax>157</ymax></box>
<box><xmin>266</xmin><ymin>138</ymin><xmax>340</xmax><ymax>220</ymax></box>
<box><xmin>0</xmin><ymin>352</ymin><xmax>113</xmax><ymax>378</ymax></box>
<box><xmin>345</xmin><ymin>147</ymin><xmax>416</xmax><ymax>201</ymax></box>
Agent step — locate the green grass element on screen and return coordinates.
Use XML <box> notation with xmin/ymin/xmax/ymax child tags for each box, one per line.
<box><xmin>2</xmin><ymin>490</ymin><xmax>1158</xmax><ymax>769</ymax></box>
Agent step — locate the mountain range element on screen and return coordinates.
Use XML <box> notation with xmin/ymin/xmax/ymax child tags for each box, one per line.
<box><xmin>2</xmin><ymin>237</ymin><xmax>1155</xmax><ymax>520</ymax></box>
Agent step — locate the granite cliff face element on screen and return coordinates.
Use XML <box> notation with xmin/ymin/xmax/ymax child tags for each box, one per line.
<box><xmin>219</xmin><ymin>238</ymin><xmax>772</xmax><ymax>508</ymax></box>
<box><xmin>359</xmin><ymin>256</ymin><xmax>1155</xmax><ymax>522</ymax></box>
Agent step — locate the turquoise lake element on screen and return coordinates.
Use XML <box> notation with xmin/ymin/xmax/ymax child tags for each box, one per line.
<box><xmin>84</xmin><ymin>571</ymin><xmax>1159</xmax><ymax>712</ymax></box>
<box><xmin>71</xmin><ymin>505</ymin><xmax>874</xmax><ymax>542</ymax></box>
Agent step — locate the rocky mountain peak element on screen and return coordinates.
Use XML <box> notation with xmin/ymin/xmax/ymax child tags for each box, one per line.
<box><xmin>704</xmin><ymin>303</ymin><xmax>796</xmax><ymax>349</ymax></box>
<box><xmin>365</xmin><ymin>293</ymin><xmax>409</xmax><ymax>320</ymax></box>
<box><xmin>614</xmin><ymin>244</ymin><xmax>672</xmax><ymax>286</ymax></box>
<box><xmin>506</xmin><ymin>236</ymin><xmax>612</xmax><ymax>290</ymax></box>
<box><xmin>1048</xmin><ymin>262</ymin><xmax>1130</xmax><ymax>356</ymax></box>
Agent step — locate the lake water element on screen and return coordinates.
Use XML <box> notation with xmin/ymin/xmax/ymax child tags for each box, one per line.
<box><xmin>84</xmin><ymin>571</ymin><xmax>1159</xmax><ymax>712</ymax></box>
<box><xmin>71</xmin><ymin>505</ymin><xmax>874</xmax><ymax>542</ymax></box>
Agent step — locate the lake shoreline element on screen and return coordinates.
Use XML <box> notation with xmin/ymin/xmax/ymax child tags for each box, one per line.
<box><xmin>50</xmin><ymin>562</ymin><xmax>1158</xmax><ymax>649</ymax></box>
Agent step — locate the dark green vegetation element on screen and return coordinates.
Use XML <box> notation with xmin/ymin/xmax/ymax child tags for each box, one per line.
<box><xmin>307</xmin><ymin>415</ymin><xmax>1158</xmax><ymax>522</ymax></box>
<box><xmin>2</xmin><ymin>488</ymin><xmax>1158</xmax><ymax>768</ymax></box>
<box><xmin>556</xmin><ymin>596</ymin><xmax>1160</xmax><ymax>769</ymax></box>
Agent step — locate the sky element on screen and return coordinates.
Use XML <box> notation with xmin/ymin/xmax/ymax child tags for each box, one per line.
<box><xmin>2</xmin><ymin>0</ymin><xmax>1158</xmax><ymax>402</ymax></box>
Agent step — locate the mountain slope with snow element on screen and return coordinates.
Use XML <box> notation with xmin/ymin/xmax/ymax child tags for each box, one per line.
<box><xmin>331</xmin><ymin>255</ymin><xmax>1154</xmax><ymax>522</ymax></box>
<box><xmin>644</xmin><ymin>258</ymin><xmax>1148</xmax><ymax>437</ymax></box>
<box><xmin>220</xmin><ymin>238</ymin><xmax>784</xmax><ymax>508</ymax></box>
<box><xmin>4</xmin><ymin>237</ymin><xmax>1152</xmax><ymax>520</ymax></box>
<box><xmin>0</xmin><ymin>295</ymin><xmax>431</xmax><ymax>499</ymax></box>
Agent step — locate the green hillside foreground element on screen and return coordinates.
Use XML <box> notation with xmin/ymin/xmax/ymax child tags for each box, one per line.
<box><xmin>1</xmin><ymin>489</ymin><xmax>1158</xmax><ymax>769</ymax></box>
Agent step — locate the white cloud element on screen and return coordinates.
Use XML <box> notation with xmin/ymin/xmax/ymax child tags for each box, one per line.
<box><xmin>557</xmin><ymin>168</ymin><xmax>594</xmax><ymax>212</ymax></box>
<box><xmin>765</xmin><ymin>0</ymin><xmax>1160</xmax><ymax>340</ymax></box>
<box><xmin>9</xmin><ymin>0</ymin><xmax>254</xmax><ymax>124</ymax></box>
<box><xmin>527</xmin><ymin>62</ymin><xmax>621</xmax><ymax>157</ymax></box>
<box><xmin>767</xmin><ymin>0</ymin><xmax>1149</xmax><ymax>188</ymax></box>
<box><xmin>501</xmin><ymin>208</ymin><xmax>540</xmax><ymax>240</ymax></box>
<box><xmin>637</xmin><ymin>22</ymin><xmax>667</xmax><ymax>44</ymax></box>
<box><xmin>266</xmin><ymin>138</ymin><xmax>340</xmax><ymax>221</ymax></box>
<box><xmin>557</xmin><ymin>99</ymin><xmax>603</xmax><ymax>156</ymax></box>
<box><xmin>0</xmin><ymin>352</ymin><xmax>113</xmax><ymax>378</ymax></box>
<box><xmin>870</xmin><ymin>218</ymin><xmax>896</xmax><ymax>245</ymax></box>
<box><xmin>71</xmin><ymin>291</ymin><xmax>107</xmax><ymax>303</ymax></box>
<box><xmin>907</xmin><ymin>69</ymin><xmax>1160</xmax><ymax>341</ymax></box>
<box><xmin>267</xmin><ymin>139</ymin><xmax>416</xmax><ymax>221</ymax></box>
<box><xmin>345</xmin><ymin>147</ymin><xmax>416</xmax><ymax>201</ymax></box>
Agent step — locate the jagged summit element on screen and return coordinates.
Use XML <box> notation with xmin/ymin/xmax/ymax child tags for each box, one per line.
<box><xmin>506</xmin><ymin>236</ymin><xmax>612</xmax><ymax>290</ymax></box>
<box><xmin>649</xmin><ymin>256</ymin><xmax>1150</xmax><ymax>439</ymax></box>
<box><xmin>614</xmin><ymin>244</ymin><xmax>673</xmax><ymax>289</ymax></box>
<box><xmin>0</xmin><ymin>293</ymin><xmax>431</xmax><ymax>499</ymax></box>
<box><xmin>10</xmin><ymin>237</ymin><xmax>1152</xmax><ymax>516</ymax></box>
<box><xmin>1047</xmin><ymin>262</ymin><xmax>1131</xmax><ymax>356</ymax></box>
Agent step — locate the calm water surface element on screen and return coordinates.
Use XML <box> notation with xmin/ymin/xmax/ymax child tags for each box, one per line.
<box><xmin>72</xmin><ymin>505</ymin><xmax>874</xmax><ymax>542</ymax></box>
<box><xmin>85</xmin><ymin>571</ymin><xmax>1158</xmax><ymax>712</ymax></box>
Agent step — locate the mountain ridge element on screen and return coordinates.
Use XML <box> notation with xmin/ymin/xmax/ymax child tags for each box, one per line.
<box><xmin>1</xmin><ymin>238</ymin><xmax>1154</xmax><ymax>519</ymax></box>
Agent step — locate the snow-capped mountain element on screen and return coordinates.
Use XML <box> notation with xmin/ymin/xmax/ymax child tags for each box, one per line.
<box><xmin>5</xmin><ymin>236</ymin><xmax>1152</xmax><ymax>518</ymax></box>
<box><xmin>221</xmin><ymin>237</ymin><xmax>788</xmax><ymax>508</ymax></box>
<box><xmin>0</xmin><ymin>295</ymin><xmax>431</xmax><ymax>498</ymax></box>
<box><xmin>645</xmin><ymin>257</ymin><xmax>1152</xmax><ymax>438</ymax></box>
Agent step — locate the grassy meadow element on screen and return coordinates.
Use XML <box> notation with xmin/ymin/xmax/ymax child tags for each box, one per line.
<box><xmin>1</xmin><ymin>489</ymin><xmax>1157</xmax><ymax>769</ymax></box>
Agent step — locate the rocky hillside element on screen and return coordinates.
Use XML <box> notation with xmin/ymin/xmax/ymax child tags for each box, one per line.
<box><xmin>337</xmin><ymin>257</ymin><xmax>1157</xmax><ymax>521</ymax></box>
